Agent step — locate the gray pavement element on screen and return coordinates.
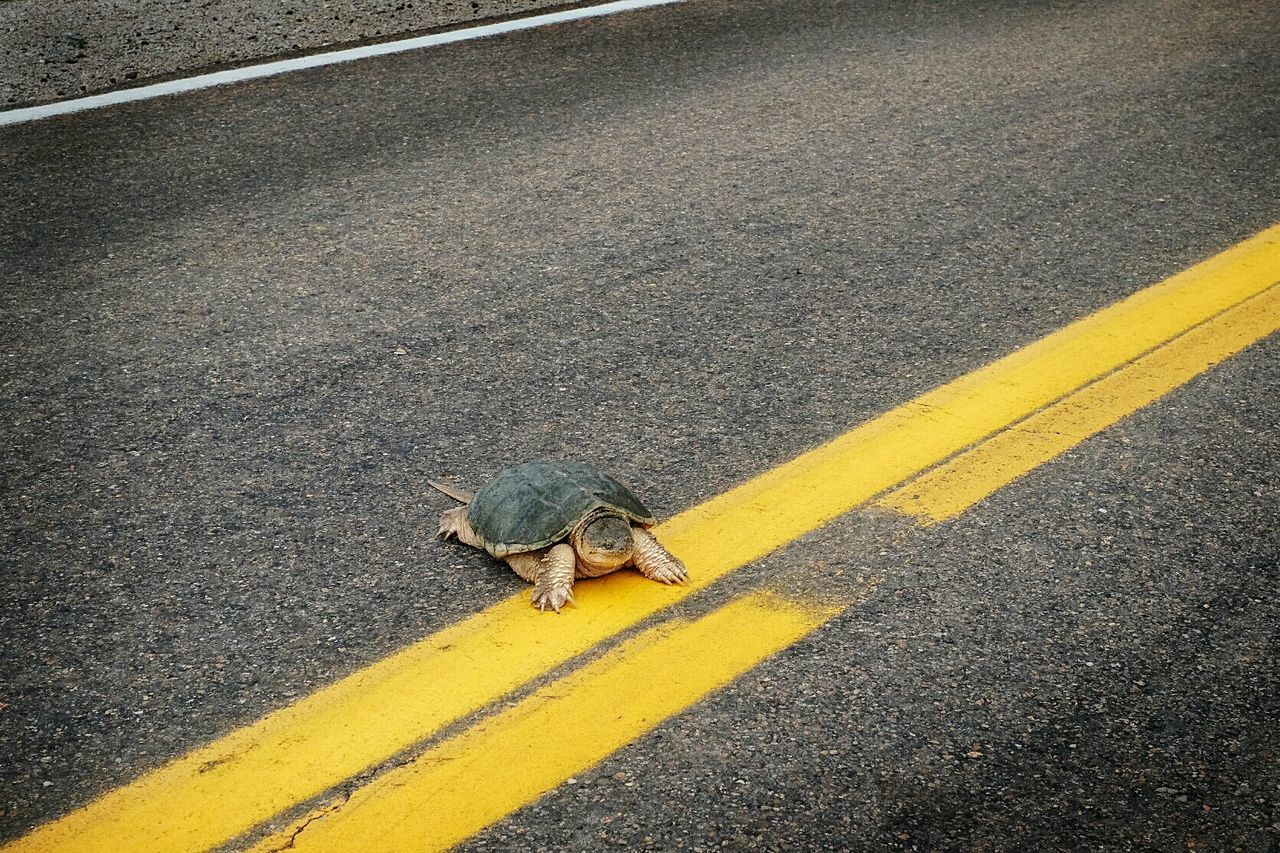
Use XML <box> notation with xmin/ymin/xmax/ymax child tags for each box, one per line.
<box><xmin>2</xmin><ymin>0</ymin><xmax>1278</xmax><ymax>849</ymax></box>
<box><xmin>0</xmin><ymin>0</ymin><xmax>565</xmax><ymax>109</ymax></box>
<box><xmin>475</xmin><ymin>340</ymin><xmax>1279</xmax><ymax>852</ymax></box>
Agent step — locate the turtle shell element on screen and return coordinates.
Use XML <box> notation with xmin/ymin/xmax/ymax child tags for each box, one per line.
<box><xmin>468</xmin><ymin>460</ymin><xmax>656</xmax><ymax>558</ymax></box>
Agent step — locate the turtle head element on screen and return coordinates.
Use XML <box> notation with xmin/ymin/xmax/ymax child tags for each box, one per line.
<box><xmin>572</xmin><ymin>511</ymin><xmax>634</xmax><ymax>572</ymax></box>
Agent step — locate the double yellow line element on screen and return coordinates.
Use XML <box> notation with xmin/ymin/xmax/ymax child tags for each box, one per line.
<box><xmin>8</xmin><ymin>226</ymin><xmax>1279</xmax><ymax>853</ymax></box>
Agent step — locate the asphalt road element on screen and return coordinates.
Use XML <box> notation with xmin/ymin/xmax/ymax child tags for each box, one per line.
<box><xmin>2</xmin><ymin>0</ymin><xmax>1278</xmax><ymax>849</ymax></box>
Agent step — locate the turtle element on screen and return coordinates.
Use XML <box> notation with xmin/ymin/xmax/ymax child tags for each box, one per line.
<box><xmin>430</xmin><ymin>460</ymin><xmax>688</xmax><ymax>612</ymax></box>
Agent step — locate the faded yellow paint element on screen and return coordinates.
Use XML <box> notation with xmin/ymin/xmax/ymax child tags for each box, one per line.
<box><xmin>6</xmin><ymin>224</ymin><xmax>1278</xmax><ymax>853</ymax></box>
<box><xmin>879</xmin><ymin>283</ymin><xmax>1280</xmax><ymax>522</ymax></box>
<box><xmin>247</xmin><ymin>592</ymin><xmax>842</xmax><ymax>853</ymax></box>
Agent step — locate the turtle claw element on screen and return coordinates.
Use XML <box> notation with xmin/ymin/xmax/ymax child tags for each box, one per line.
<box><xmin>532</xmin><ymin>583</ymin><xmax>574</xmax><ymax>614</ymax></box>
<box><xmin>650</xmin><ymin>563</ymin><xmax>688</xmax><ymax>586</ymax></box>
<box><xmin>437</xmin><ymin>506</ymin><xmax>469</xmax><ymax>541</ymax></box>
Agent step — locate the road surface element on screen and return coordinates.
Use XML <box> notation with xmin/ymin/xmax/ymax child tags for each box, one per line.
<box><xmin>2</xmin><ymin>0</ymin><xmax>1277</xmax><ymax>849</ymax></box>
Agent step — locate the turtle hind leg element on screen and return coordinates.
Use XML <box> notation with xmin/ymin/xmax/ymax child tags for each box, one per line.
<box><xmin>438</xmin><ymin>505</ymin><xmax>486</xmax><ymax>550</ymax></box>
<box><xmin>630</xmin><ymin>527</ymin><xmax>688</xmax><ymax>585</ymax></box>
<box><xmin>516</xmin><ymin>543</ymin><xmax>576</xmax><ymax>613</ymax></box>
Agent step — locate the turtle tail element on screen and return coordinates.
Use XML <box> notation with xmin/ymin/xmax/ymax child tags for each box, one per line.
<box><xmin>428</xmin><ymin>480</ymin><xmax>474</xmax><ymax>504</ymax></box>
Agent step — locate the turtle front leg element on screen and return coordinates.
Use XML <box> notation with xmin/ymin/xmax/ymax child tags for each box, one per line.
<box><xmin>503</xmin><ymin>551</ymin><xmax>542</xmax><ymax>584</ymax></box>
<box><xmin>630</xmin><ymin>527</ymin><xmax>688</xmax><ymax>585</ymax></box>
<box><xmin>438</xmin><ymin>505</ymin><xmax>486</xmax><ymax>550</ymax></box>
<box><xmin>518</xmin><ymin>543</ymin><xmax>577</xmax><ymax>613</ymax></box>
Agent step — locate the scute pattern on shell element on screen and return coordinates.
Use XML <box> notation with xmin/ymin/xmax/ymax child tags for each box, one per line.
<box><xmin>468</xmin><ymin>460</ymin><xmax>656</xmax><ymax>558</ymax></box>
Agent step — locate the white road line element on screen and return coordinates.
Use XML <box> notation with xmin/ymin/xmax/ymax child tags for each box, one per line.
<box><xmin>0</xmin><ymin>0</ymin><xmax>683</xmax><ymax>127</ymax></box>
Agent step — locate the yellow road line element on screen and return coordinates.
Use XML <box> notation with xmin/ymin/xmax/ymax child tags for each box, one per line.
<box><xmin>654</xmin><ymin>225</ymin><xmax>1280</xmax><ymax>573</ymax></box>
<box><xmin>246</xmin><ymin>592</ymin><xmax>842</xmax><ymax>853</ymax></box>
<box><xmin>6</xmin><ymin>224</ymin><xmax>1278</xmax><ymax>853</ymax></box>
<box><xmin>2</xmin><ymin>595</ymin><xmax>654</xmax><ymax>853</ymax></box>
<box><xmin>246</xmin><ymin>251</ymin><xmax>1280</xmax><ymax>853</ymax></box>
<box><xmin>879</xmin><ymin>283</ymin><xmax>1280</xmax><ymax>522</ymax></box>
